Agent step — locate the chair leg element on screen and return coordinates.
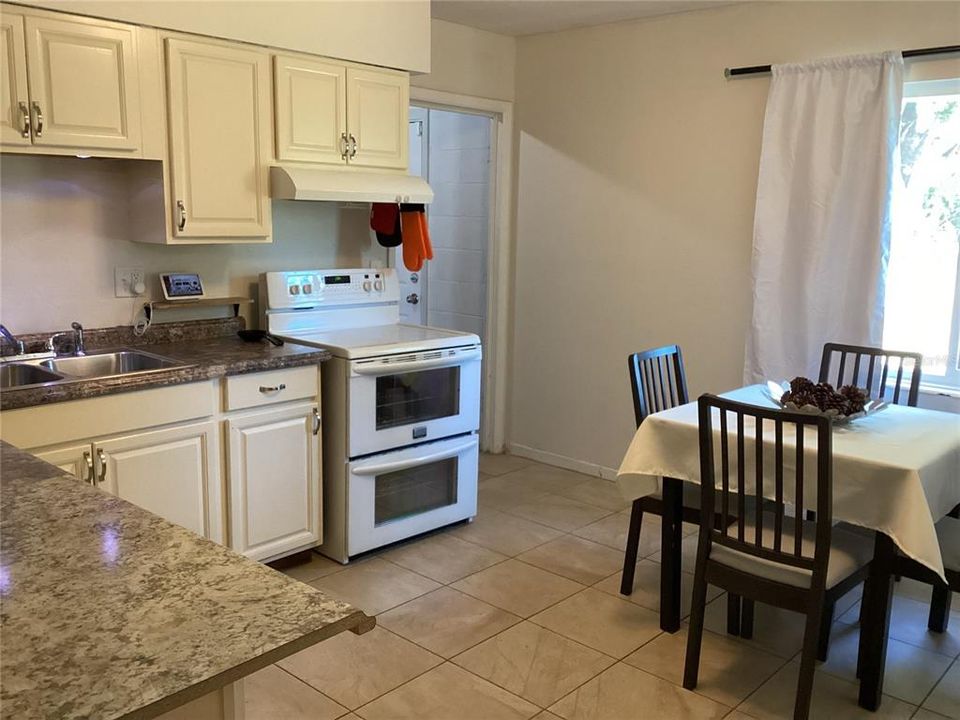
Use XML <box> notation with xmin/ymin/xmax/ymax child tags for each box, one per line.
<box><xmin>620</xmin><ymin>499</ymin><xmax>644</xmax><ymax>596</ymax></box>
<box><xmin>816</xmin><ymin>602</ymin><xmax>835</xmax><ymax>661</ymax></box>
<box><xmin>795</xmin><ymin>602</ymin><xmax>825</xmax><ymax>720</ymax></box>
<box><xmin>683</xmin><ymin>555</ymin><xmax>711</xmax><ymax>690</ymax></box>
<box><xmin>928</xmin><ymin>584</ymin><xmax>953</xmax><ymax>633</ymax></box>
<box><xmin>740</xmin><ymin>598</ymin><xmax>755</xmax><ymax>640</ymax></box>
<box><xmin>727</xmin><ymin>593</ymin><xmax>742</xmax><ymax>636</ymax></box>
<box><xmin>949</xmin><ymin>503</ymin><xmax>959</xmax><ymax>519</ymax></box>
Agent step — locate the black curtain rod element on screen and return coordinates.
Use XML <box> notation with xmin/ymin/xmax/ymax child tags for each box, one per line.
<box><xmin>724</xmin><ymin>44</ymin><xmax>960</xmax><ymax>78</ymax></box>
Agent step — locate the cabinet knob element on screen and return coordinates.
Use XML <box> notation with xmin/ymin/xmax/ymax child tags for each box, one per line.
<box><xmin>176</xmin><ymin>200</ymin><xmax>186</xmax><ymax>231</ymax></box>
<box><xmin>348</xmin><ymin>134</ymin><xmax>357</xmax><ymax>158</ymax></box>
<box><xmin>312</xmin><ymin>407</ymin><xmax>321</xmax><ymax>435</ymax></box>
<box><xmin>340</xmin><ymin>132</ymin><xmax>350</xmax><ymax>160</ymax></box>
<box><xmin>258</xmin><ymin>383</ymin><xmax>286</xmax><ymax>393</ymax></box>
<box><xmin>83</xmin><ymin>451</ymin><xmax>95</xmax><ymax>485</ymax></box>
<box><xmin>96</xmin><ymin>448</ymin><xmax>107</xmax><ymax>486</ymax></box>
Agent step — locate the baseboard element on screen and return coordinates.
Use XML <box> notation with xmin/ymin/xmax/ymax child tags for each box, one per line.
<box><xmin>507</xmin><ymin>443</ymin><xmax>619</xmax><ymax>481</ymax></box>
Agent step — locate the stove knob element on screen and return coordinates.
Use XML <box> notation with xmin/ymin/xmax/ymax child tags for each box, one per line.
<box><xmin>289</xmin><ymin>285</ymin><xmax>300</xmax><ymax>296</ymax></box>
<box><xmin>362</xmin><ymin>280</ymin><xmax>372</xmax><ymax>292</ymax></box>
<box><xmin>302</xmin><ymin>283</ymin><xmax>312</xmax><ymax>294</ymax></box>
<box><xmin>374</xmin><ymin>279</ymin><xmax>384</xmax><ymax>292</ymax></box>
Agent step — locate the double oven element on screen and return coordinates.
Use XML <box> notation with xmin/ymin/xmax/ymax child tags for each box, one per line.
<box><xmin>263</xmin><ymin>268</ymin><xmax>481</xmax><ymax>564</ymax></box>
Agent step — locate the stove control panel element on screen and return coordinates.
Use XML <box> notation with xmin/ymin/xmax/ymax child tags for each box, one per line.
<box><xmin>264</xmin><ymin>269</ymin><xmax>400</xmax><ymax>309</ymax></box>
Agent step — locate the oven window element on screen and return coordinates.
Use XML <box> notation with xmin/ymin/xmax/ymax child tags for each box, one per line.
<box><xmin>376</xmin><ymin>366</ymin><xmax>460</xmax><ymax>430</ymax></box>
<box><xmin>375</xmin><ymin>457</ymin><xmax>459</xmax><ymax>526</ymax></box>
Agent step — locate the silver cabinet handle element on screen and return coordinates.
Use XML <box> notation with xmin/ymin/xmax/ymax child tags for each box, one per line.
<box><xmin>176</xmin><ymin>200</ymin><xmax>186</xmax><ymax>231</ymax></box>
<box><xmin>259</xmin><ymin>383</ymin><xmax>286</xmax><ymax>393</ymax></box>
<box><xmin>18</xmin><ymin>102</ymin><xmax>29</xmax><ymax>138</ymax></box>
<box><xmin>83</xmin><ymin>451</ymin><xmax>95</xmax><ymax>485</ymax></box>
<box><xmin>31</xmin><ymin>101</ymin><xmax>42</xmax><ymax>137</ymax></box>
<box><xmin>348</xmin><ymin>133</ymin><xmax>357</xmax><ymax>158</ymax></box>
<box><xmin>312</xmin><ymin>407</ymin><xmax>321</xmax><ymax>435</ymax></box>
<box><xmin>96</xmin><ymin>448</ymin><xmax>107</xmax><ymax>486</ymax></box>
<box><xmin>339</xmin><ymin>132</ymin><xmax>350</xmax><ymax>159</ymax></box>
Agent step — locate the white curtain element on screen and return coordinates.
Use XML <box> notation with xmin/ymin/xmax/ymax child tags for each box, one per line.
<box><xmin>744</xmin><ymin>52</ymin><xmax>904</xmax><ymax>384</ymax></box>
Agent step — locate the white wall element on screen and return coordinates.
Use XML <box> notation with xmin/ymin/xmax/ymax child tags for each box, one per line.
<box><xmin>426</xmin><ymin>109</ymin><xmax>491</xmax><ymax>338</ymax></box>
<box><xmin>21</xmin><ymin>0</ymin><xmax>431</xmax><ymax>72</ymax></box>
<box><xmin>412</xmin><ymin>19</ymin><xmax>516</xmax><ymax>102</ymax></box>
<box><xmin>0</xmin><ymin>155</ymin><xmax>384</xmax><ymax>333</ymax></box>
<box><xmin>510</xmin><ymin>1</ymin><xmax>960</xmax><ymax>474</ymax></box>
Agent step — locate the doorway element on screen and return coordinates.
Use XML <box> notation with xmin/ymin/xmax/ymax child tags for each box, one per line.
<box><xmin>394</xmin><ymin>105</ymin><xmax>493</xmax><ymax>342</ymax></box>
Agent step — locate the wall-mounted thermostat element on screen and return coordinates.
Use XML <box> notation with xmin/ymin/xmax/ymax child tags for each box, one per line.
<box><xmin>160</xmin><ymin>272</ymin><xmax>205</xmax><ymax>301</ymax></box>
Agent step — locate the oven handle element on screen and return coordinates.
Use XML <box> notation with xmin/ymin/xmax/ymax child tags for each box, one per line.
<box><xmin>353</xmin><ymin>348</ymin><xmax>481</xmax><ymax>376</ymax></box>
<box><xmin>352</xmin><ymin>438</ymin><xmax>477</xmax><ymax>476</ymax></box>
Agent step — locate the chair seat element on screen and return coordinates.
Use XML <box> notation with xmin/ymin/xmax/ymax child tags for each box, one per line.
<box><xmin>937</xmin><ymin>516</ymin><xmax>960</xmax><ymax>573</ymax></box>
<box><xmin>643</xmin><ymin>482</ymin><xmax>702</xmax><ymax>508</ymax></box>
<box><xmin>711</xmin><ymin>514</ymin><xmax>872</xmax><ymax>589</ymax></box>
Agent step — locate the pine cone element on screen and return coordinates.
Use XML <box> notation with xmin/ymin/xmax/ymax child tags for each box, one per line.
<box><xmin>839</xmin><ymin>385</ymin><xmax>868</xmax><ymax>413</ymax></box>
<box><xmin>790</xmin><ymin>376</ymin><xmax>816</xmax><ymax>395</ymax></box>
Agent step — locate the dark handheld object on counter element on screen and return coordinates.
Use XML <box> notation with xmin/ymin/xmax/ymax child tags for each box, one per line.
<box><xmin>237</xmin><ymin>330</ymin><xmax>284</xmax><ymax>346</ymax></box>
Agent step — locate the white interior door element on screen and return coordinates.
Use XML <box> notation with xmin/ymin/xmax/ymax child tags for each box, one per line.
<box><xmin>394</xmin><ymin>105</ymin><xmax>428</xmax><ymax>325</ymax></box>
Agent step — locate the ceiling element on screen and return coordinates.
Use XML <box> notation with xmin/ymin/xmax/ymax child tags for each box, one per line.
<box><xmin>431</xmin><ymin>0</ymin><xmax>736</xmax><ymax>37</ymax></box>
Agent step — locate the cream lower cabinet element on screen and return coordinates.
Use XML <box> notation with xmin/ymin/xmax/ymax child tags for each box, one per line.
<box><xmin>32</xmin><ymin>442</ymin><xmax>94</xmax><ymax>484</ymax></box>
<box><xmin>227</xmin><ymin>402</ymin><xmax>322</xmax><ymax>562</ymax></box>
<box><xmin>95</xmin><ymin>421</ymin><xmax>222</xmax><ymax>542</ymax></box>
<box><xmin>31</xmin><ymin>421</ymin><xmax>223</xmax><ymax>542</ymax></box>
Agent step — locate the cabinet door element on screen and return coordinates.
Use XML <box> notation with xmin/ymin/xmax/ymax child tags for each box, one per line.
<box><xmin>31</xmin><ymin>443</ymin><xmax>93</xmax><ymax>484</ymax></box>
<box><xmin>346</xmin><ymin>67</ymin><xmax>408</xmax><ymax>169</ymax></box>
<box><xmin>166</xmin><ymin>38</ymin><xmax>271</xmax><ymax>238</ymax></box>
<box><xmin>228</xmin><ymin>403</ymin><xmax>321</xmax><ymax>561</ymax></box>
<box><xmin>274</xmin><ymin>54</ymin><xmax>346</xmax><ymax>165</ymax></box>
<box><xmin>94</xmin><ymin>421</ymin><xmax>223</xmax><ymax>542</ymax></box>
<box><xmin>23</xmin><ymin>14</ymin><xmax>141</xmax><ymax>151</ymax></box>
<box><xmin>0</xmin><ymin>12</ymin><xmax>30</xmax><ymax>146</ymax></box>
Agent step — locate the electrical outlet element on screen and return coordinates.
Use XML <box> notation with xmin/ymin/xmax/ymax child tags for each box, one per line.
<box><xmin>115</xmin><ymin>267</ymin><xmax>146</xmax><ymax>297</ymax></box>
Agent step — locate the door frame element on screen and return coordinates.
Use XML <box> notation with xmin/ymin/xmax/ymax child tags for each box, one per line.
<box><xmin>408</xmin><ymin>87</ymin><xmax>514</xmax><ymax>454</ymax></box>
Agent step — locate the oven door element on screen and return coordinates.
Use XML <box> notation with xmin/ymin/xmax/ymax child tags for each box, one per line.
<box><xmin>347</xmin><ymin>434</ymin><xmax>479</xmax><ymax>556</ymax></box>
<box><xmin>348</xmin><ymin>345</ymin><xmax>481</xmax><ymax>458</ymax></box>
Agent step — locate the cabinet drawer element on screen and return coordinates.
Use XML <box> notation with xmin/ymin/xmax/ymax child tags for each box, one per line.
<box><xmin>224</xmin><ymin>366</ymin><xmax>318</xmax><ymax>411</ymax></box>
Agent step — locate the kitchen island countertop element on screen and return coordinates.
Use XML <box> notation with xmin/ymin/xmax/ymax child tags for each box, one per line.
<box><xmin>0</xmin><ymin>441</ymin><xmax>372</xmax><ymax>720</ymax></box>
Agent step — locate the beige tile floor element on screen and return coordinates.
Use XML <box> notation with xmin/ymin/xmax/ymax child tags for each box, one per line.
<box><xmin>251</xmin><ymin>454</ymin><xmax>960</xmax><ymax>720</ymax></box>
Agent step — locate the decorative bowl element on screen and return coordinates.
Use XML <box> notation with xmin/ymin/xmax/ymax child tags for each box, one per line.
<box><xmin>764</xmin><ymin>381</ymin><xmax>886</xmax><ymax>424</ymax></box>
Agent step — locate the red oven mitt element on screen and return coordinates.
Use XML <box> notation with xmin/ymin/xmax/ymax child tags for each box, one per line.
<box><xmin>371</xmin><ymin>203</ymin><xmax>402</xmax><ymax>247</ymax></box>
<box><xmin>401</xmin><ymin>205</ymin><xmax>425</xmax><ymax>271</ymax></box>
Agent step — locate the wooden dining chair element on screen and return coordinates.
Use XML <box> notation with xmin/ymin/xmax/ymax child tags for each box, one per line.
<box><xmin>683</xmin><ymin>395</ymin><xmax>873</xmax><ymax>720</ymax></box>
<box><xmin>819</xmin><ymin>343</ymin><xmax>923</xmax><ymax>406</ymax></box>
<box><xmin>620</xmin><ymin>345</ymin><xmax>691</xmax><ymax>595</ymax></box>
<box><xmin>884</xmin><ymin>516</ymin><xmax>960</xmax><ymax>633</ymax></box>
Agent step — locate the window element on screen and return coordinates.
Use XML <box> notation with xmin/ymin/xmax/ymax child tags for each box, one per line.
<box><xmin>883</xmin><ymin>79</ymin><xmax>960</xmax><ymax>390</ymax></box>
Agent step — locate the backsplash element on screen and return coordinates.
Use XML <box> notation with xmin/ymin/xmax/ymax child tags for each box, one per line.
<box><xmin>0</xmin><ymin>154</ymin><xmax>387</xmax><ymax>334</ymax></box>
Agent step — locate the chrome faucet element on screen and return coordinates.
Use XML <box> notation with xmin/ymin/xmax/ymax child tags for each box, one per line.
<box><xmin>71</xmin><ymin>322</ymin><xmax>86</xmax><ymax>356</ymax></box>
<box><xmin>0</xmin><ymin>324</ymin><xmax>26</xmax><ymax>355</ymax></box>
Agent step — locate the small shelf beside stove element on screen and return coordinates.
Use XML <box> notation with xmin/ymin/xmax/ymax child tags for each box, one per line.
<box><xmin>144</xmin><ymin>297</ymin><xmax>253</xmax><ymax>320</ymax></box>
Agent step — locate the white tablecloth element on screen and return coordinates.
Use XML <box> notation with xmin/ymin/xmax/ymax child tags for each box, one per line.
<box><xmin>616</xmin><ymin>385</ymin><xmax>960</xmax><ymax>579</ymax></box>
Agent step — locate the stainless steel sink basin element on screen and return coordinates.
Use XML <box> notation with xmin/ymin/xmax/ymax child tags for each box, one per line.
<box><xmin>39</xmin><ymin>350</ymin><xmax>182</xmax><ymax>379</ymax></box>
<box><xmin>0</xmin><ymin>363</ymin><xmax>64</xmax><ymax>389</ymax></box>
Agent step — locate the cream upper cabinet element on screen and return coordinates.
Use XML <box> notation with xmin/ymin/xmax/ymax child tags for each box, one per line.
<box><xmin>346</xmin><ymin>67</ymin><xmax>408</xmax><ymax>170</ymax></box>
<box><xmin>95</xmin><ymin>420</ymin><xmax>223</xmax><ymax>543</ymax></box>
<box><xmin>274</xmin><ymin>54</ymin><xmax>346</xmax><ymax>164</ymax></box>
<box><xmin>0</xmin><ymin>12</ymin><xmax>30</xmax><ymax>146</ymax></box>
<box><xmin>23</xmin><ymin>13</ymin><xmax>141</xmax><ymax>151</ymax></box>
<box><xmin>165</xmin><ymin>37</ymin><xmax>271</xmax><ymax>239</ymax></box>
<box><xmin>227</xmin><ymin>402</ymin><xmax>321</xmax><ymax>561</ymax></box>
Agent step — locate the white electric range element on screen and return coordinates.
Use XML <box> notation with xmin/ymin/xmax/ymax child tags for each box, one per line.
<box><xmin>262</xmin><ymin>268</ymin><xmax>481</xmax><ymax>563</ymax></box>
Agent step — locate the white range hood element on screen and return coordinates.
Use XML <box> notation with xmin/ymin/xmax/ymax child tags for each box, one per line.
<box><xmin>270</xmin><ymin>166</ymin><xmax>433</xmax><ymax>204</ymax></box>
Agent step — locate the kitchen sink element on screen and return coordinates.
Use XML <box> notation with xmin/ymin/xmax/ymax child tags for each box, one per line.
<box><xmin>0</xmin><ymin>363</ymin><xmax>64</xmax><ymax>389</ymax></box>
<box><xmin>39</xmin><ymin>350</ymin><xmax>183</xmax><ymax>379</ymax></box>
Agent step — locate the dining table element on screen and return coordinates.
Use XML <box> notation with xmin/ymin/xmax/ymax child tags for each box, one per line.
<box><xmin>616</xmin><ymin>383</ymin><xmax>960</xmax><ymax>711</ymax></box>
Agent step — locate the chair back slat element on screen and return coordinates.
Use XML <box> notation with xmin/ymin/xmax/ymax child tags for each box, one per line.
<box><xmin>819</xmin><ymin>342</ymin><xmax>922</xmax><ymax>407</ymax></box>
<box><xmin>627</xmin><ymin>345</ymin><xmax>689</xmax><ymax>428</ymax></box>
<box><xmin>697</xmin><ymin>395</ymin><xmax>834</xmax><ymax>580</ymax></box>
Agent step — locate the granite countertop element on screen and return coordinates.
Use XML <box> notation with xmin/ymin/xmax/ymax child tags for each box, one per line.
<box><xmin>0</xmin><ymin>441</ymin><xmax>373</xmax><ymax>720</ymax></box>
<box><xmin>0</xmin><ymin>320</ymin><xmax>331</xmax><ymax>411</ymax></box>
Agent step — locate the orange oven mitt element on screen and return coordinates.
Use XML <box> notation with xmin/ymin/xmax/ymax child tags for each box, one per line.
<box><xmin>401</xmin><ymin>204</ymin><xmax>430</xmax><ymax>271</ymax></box>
